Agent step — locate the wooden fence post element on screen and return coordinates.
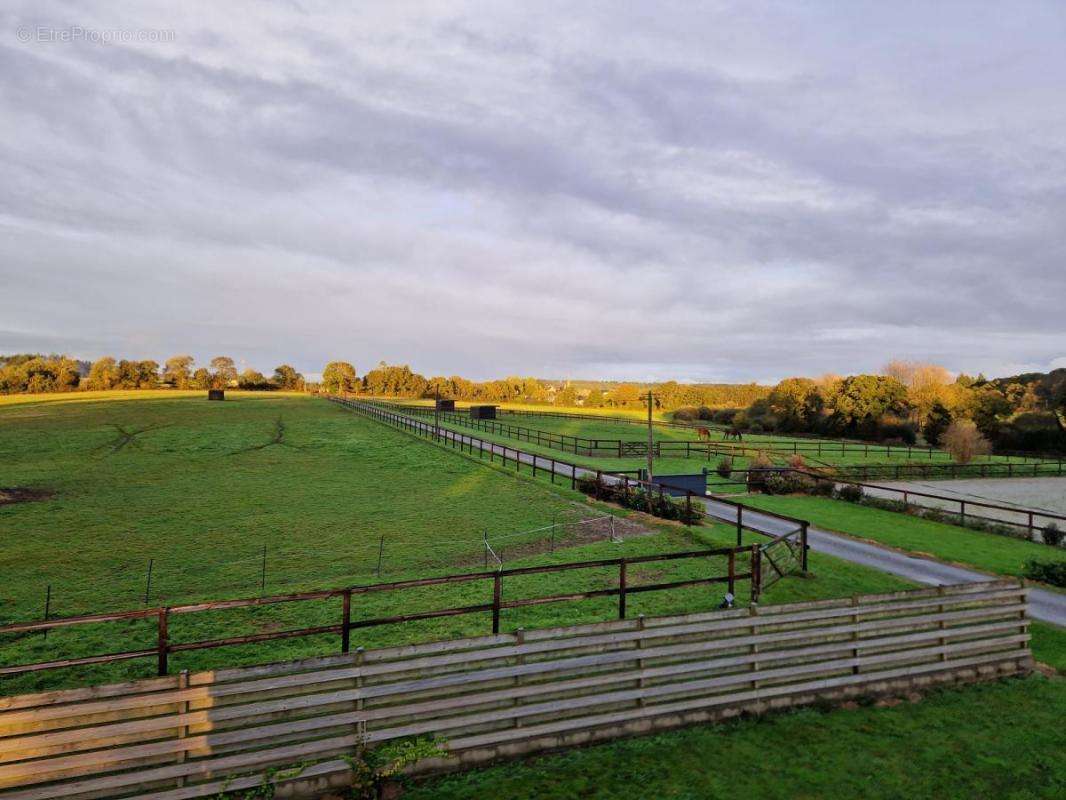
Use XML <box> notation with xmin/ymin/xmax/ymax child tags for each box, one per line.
<box><xmin>492</xmin><ymin>573</ymin><xmax>502</xmax><ymax>634</ymax></box>
<box><xmin>736</xmin><ymin>505</ymin><xmax>743</xmax><ymax>546</ymax></box>
<box><xmin>341</xmin><ymin>589</ymin><xmax>352</xmax><ymax>654</ymax></box>
<box><xmin>800</xmin><ymin>522</ymin><xmax>809</xmax><ymax>573</ymax></box>
<box><xmin>157</xmin><ymin>607</ymin><xmax>169</xmax><ymax>676</ymax></box>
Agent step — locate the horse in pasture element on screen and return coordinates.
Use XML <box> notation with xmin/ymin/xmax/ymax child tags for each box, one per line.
<box><xmin>722</xmin><ymin>426</ymin><xmax>743</xmax><ymax>442</ymax></box>
<box><xmin>696</xmin><ymin>427</ymin><xmax>712</xmax><ymax>441</ymax></box>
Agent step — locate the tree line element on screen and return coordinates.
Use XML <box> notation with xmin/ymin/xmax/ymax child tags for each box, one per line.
<box><xmin>0</xmin><ymin>354</ymin><xmax>306</xmax><ymax>394</ymax></box>
<box><xmin>724</xmin><ymin>361</ymin><xmax>1066</xmax><ymax>455</ymax></box>
<box><xmin>319</xmin><ymin>360</ymin><xmax>769</xmax><ymax>409</ymax></box>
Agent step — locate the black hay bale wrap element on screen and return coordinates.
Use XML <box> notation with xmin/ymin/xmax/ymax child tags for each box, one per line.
<box><xmin>208</xmin><ymin>389</ymin><xmax>225</xmax><ymax>401</ymax></box>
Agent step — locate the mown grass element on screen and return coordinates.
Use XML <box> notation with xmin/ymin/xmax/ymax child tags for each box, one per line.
<box><xmin>3</xmin><ymin>393</ymin><xmax>1064</xmax><ymax>800</ymax></box>
<box><xmin>739</xmin><ymin>494</ymin><xmax>1066</xmax><ymax>578</ymax></box>
<box><xmin>407</xmin><ymin>676</ymin><xmax>1066</xmax><ymax>800</ymax></box>
<box><xmin>0</xmin><ymin>393</ymin><xmax>918</xmax><ymax>695</ymax></box>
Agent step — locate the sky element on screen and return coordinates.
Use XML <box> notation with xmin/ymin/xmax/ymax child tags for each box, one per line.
<box><xmin>2</xmin><ymin>2</ymin><xmax>1065</xmax><ymax>384</ymax></box>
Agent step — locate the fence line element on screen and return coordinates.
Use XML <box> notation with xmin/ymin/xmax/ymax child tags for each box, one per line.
<box><xmin>378</xmin><ymin>400</ymin><xmax>1066</xmax><ymax>473</ymax></box>
<box><xmin>0</xmin><ymin>547</ymin><xmax>755</xmax><ymax>680</ymax></box>
<box><xmin>775</xmin><ymin>467</ymin><xmax>1066</xmax><ymax>543</ymax></box>
<box><xmin>0</xmin><ymin>581</ymin><xmax>1031</xmax><ymax>800</ymax></box>
<box><xmin>336</xmin><ymin>397</ymin><xmax>811</xmax><ymax>548</ymax></box>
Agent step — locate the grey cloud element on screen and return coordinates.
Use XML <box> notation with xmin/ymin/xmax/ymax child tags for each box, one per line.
<box><xmin>1</xmin><ymin>1</ymin><xmax>1064</xmax><ymax>382</ymax></box>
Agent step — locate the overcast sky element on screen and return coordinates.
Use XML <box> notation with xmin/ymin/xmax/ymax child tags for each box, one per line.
<box><xmin>2</xmin><ymin>2</ymin><xmax>1065</xmax><ymax>383</ymax></box>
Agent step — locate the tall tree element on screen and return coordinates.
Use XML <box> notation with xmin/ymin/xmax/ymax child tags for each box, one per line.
<box><xmin>163</xmin><ymin>355</ymin><xmax>195</xmax><ymax>389</ymax></box>
<box><xmin>86</xmin><ymin>357</ymin><xmax>119</xmax><ymax>391</ymax></box>
<box><xmin>210</xmin><ymin>356</ymin><xmax>237</xmax><ymax>389</ymax></box>
<box><xmin>322</xmin><ymin>361</ymin><xmax>358</xmax><ymax>393</ymax></box>
<box><xmin>272</xmin><ymin>364</ymin><xmax>305</xmax><ymax>390</ymax></box>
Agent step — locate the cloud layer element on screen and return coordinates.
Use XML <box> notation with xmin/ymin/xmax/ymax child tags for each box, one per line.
<box><xmin>2</xmin><ymin>1</ymin><xmax>1065</xmax><ymax>382</ymax></box>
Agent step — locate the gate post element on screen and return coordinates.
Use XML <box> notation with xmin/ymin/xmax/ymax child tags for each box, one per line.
<box><xmin>800</xmin><ymin>522</ymin><xmax>809</xmax><ymax>574</ymax></box>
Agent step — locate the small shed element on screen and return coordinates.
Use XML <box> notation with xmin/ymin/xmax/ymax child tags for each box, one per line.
<box><xmin>469</xmin><ymin>405</ymin><xmax>498</xmax><ymax>420</ymax></box>
<box><xmin>435</xmin><ymin>399</ymin><xmax>456</xmax><ymax>412</ymax></box>
<box><xmin>208</xmin><ymin>389</ymin><xmax>225</xmax><ymax>401</ymax></box>
<box><xmin>638</xmin><ymin>468</ymin><xmax>708</xmax><ymax>497</ymax></box>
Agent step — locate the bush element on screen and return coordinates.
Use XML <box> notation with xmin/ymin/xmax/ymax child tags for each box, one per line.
<box><xmin>942</xmin><ymin>420</ymin><xmax>992</xmax><ymax>464</ymax></box>
<box><xmin>673</xmin><ymin>406</ymin><xmax>699</xmax><ymax>422</ymax></box>
<box><xmin>835</xmin><ymin>484</ymin><xmax>864</xmax><ymax>503</ymax></box>
<box><xmin>715</xmin><ymin>456</ymin><xmax>733</xmax><ymax>479</ymax></box>
<box><xmin>811</xmin><ymin>479</ymin><xmax>835</xmax><ymax>497</ymax></box>
<box><xmin>763</xmin><ymin>472</ymin><xmax>814</xmax><ymax>495</ymax></box>
<box><xmin>1042</xmin><ymin>523</ymin><xmax>1064</xmax><ymax>548</ymax></box>
<box><xmin>1023</xmin><ymin>559</ymin><xmax>1066</xmax><ymax>587</ymax></box>
<box><xmin>748</xmin><ymin>420</ymin><xmax>765</xmax><ymax>433</ymax></box>
<box><xmin>575</xmin><ymin>475</ymin><xmax>703</xmax><ymax>524</ymax></box>
<box><xmin>712</xmin><ymin>408</ymin><xmax>739</xmax><ymax>425</ymax></box>
<box><xmin>697</xmin><ymin>405</ymin><xmax>715</xmax><ymax>420</ymax></box>
<box><xmin>877</xmin><ymin>420</ymin><xmax>917</xmax><ymax>445</ymax></box>
<box><xmin>787</xmin><ymin>454</ymin><xmax>806</xmax><ymax>470</ymax></box>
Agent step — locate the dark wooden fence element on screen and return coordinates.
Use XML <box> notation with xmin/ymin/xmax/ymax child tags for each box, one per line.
<box><xmin>775</xmin><ymin>468</ymin><xmax>1066</xmax><ymax>541</ymax></box>
<box><xmin>0</xmin><ymin>548</ymin><xmax>756</xmax><ymax>681</ymax></box>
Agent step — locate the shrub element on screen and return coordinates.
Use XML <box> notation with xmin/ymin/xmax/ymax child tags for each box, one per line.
<box><xmin>764</xmin><ymin>471</ymin><xmax>817</xmax><ymax>495</ymax></box>
<box><xmin>1042</xmin><ymin>523</ymin><xmax>1064</xmax><ymax>548</ymax></box>
<box><xmin>1023</xmin><ymin>559</ymin><xmax>1066</xmax><ymax>587</ymax></box>
<box><xmin>835</xmin><ymin>484</ymin><xmax>864</xmax><ymax>503</ymax></box>
<box><xmin>787</xmin><ymin>454</ymin><xmax>806</xmax><ymax>470</ymax></box>
<box><xmin>697</xmin><ymin>405</ymin><xmax>715</xmax><ymax>420</ymax></box>
<box><xmin>877</xmin><ymin>420</ymin><xmax>917</xmax><ymax>445</ymax></box>
<box><xmin>942</xmin><ymin>420</ymin><xmax>992</xmax><ymax>464</ymax></box>
<box><xmin>748</xmin><ymin>420</ymin><xmax>764</xmax><ymax>433</ymax></box>
<box><xmin>746</xmin><ymin>451</ymin><xmax>774</xmax><ymax>491</ymax></box>
<box><xmin>575</xmin><ymin>475</ymin><xmax>703</xmax><ymax>524</ymax></box>
<box><xmin>673</xmin><ymin>406</ymin><xmax>699</xmax><ymax>422</ymax></box>
<box><xmin>811</xmin><ymin>479</ymin><xmax>835</xmax><ymax>496</ymax></box>
<box><xmin>712</xmin><ymin>408</ymin><xmax>739</xmax><ymax>424</ymax></box>
<box><xmin>715</xmin><ymin>457</ymin><xmax>733</xmax><ymax>479</ymax></box>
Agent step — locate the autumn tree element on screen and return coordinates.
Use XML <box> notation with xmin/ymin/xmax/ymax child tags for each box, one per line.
<box><xmin>942</xmin><ymin>420</ymin><xmax>992</xmax><ymax>464</ymax></box>
<box><xmin>272</xmin><ymin>364</ymin><xmax>304</xmax><ymax>390</ymax></box>
<box><xmin>86</xmin><ymin>357</ymin><xmax>119</xmax><ymax>391</ymax></box>
<box><xmin>210</xmin><ymin>357</ymin><xmax>237</xmax><ymax>389</ymax></box>
<box><xmin>190</xmin><ymin>368</ymin><xmax>212</xmax><ymax>390</ymax></box>
<box><xmin>163</xmin><ymin>355</ymin><xmax>195</xmax><ymax>389</ymax></box>
<box><xmin>322</xmin><ymin>361</ymin><xmax>358</xmax><ymax>394</ymax></box>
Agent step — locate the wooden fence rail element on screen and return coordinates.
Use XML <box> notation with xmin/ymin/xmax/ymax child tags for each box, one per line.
<box><xmin>0</xmin><ymin>548</ymin><xmax>754</xmax><ymax>680</ymax></box>
<box><xmin>0</xmin><ymin>581</ymin><xmax>1030</xmax><ymax>800</ymax></box>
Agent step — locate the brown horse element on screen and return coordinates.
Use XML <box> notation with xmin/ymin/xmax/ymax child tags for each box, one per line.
<box><xmin>722</xmin><ymin>426</ymin><xmax>743</xmax><ymax>442</ymax></box>
<box><xmin>696</xmin><ymin>427</ymin><xmax>712</xmax><ymax>441</ymax></box>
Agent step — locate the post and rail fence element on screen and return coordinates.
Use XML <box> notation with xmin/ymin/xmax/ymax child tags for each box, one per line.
<box><xmin>0</xmin><ymin>581</ymin><xmax>1031</xmax><ymax>800</ymax></box>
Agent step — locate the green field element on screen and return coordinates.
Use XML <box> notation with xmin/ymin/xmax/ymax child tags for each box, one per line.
<box><xmin>0</xmin><ymin>392</ymin><xmax>916</xmax><ymax>695</ymax></box>
<box><xmin>408</xmin><ymin>676</ymin><xmax>1066</xmax><ymax>800</ymax></box>
<box><xmin>2</xmin><ymin>392</ymin><xmax>1063</xmax><ymax>800</ymax></box>
<box><xmin>740</xmin><ymin>494</ymin><xmax>1066</xmax><ymax>579</ymax></box>
<box><xmin>393</xmin><ymin>404</ymin><xmax>1053</xmax><ymax>489</ymax></box>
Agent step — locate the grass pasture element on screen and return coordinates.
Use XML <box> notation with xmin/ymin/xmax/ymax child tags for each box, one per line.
<box><xmin>1</xmin><ymin>392</ymin><xmax>1064</xmax><ymax>800</ymax></box>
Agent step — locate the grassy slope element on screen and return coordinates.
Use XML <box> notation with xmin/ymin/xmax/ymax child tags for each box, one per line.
<box><xmin>408</xmin><ymin>677</ymin><xmax>1066</xmax><ymax>800</ymax></box>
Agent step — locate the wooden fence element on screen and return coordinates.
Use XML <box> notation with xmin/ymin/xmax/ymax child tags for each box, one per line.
<box><xmin>0</xmin><ymin>580</ymin><xmax>1031</xmax><ymax>800</ymax></box>
<box><xmin>0</xmin><ymin>547</ymin><xmax>754</xmax><ymax>681</ymax></box>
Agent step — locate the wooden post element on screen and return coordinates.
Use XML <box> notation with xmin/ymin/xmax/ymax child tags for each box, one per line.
<box><xmin>750</xmin><ymin>544</ymin><xmax>761</xmax><ymax>603</ymax></box>
<box><xmin>800</xmin><ymin>522</ymin><xmax>809</xmax><ymax>573</ymax></box>
<box><xmin>157</xmin><ymin>607</ymin><xmax>169</xmax><ymax>676</ymax></box>
<box><xmin>41</xmin><ymin>584</ymin><xmax>50</xmax><ymax>644</ymax></box>
<box><xmin>341</xmin><ymin>589</ymin><xmax>352</xmax><ymax>653</ymax></box>
<box><xmin>144</xmin><ymin>558</ymin><xmax>154</xmax><ymax>605</ymax></box>
<box><xmin>736</xmin><ymin>505</ymin><xmax>743</xmax><ymax>546</ymax></box>
<box><xmin>851</xmin><ymin>595</ymin><xmax>860</xmax><ymax>674</ymax></box>
<box><xmin>492</xmin><ymin>573</ymin><xmax>502</xmax><ymax>634</ymax></box>
<box><xmin>618</xmin><ymin>560</ymin><xmax>627</xmax><ymax>620</ymax></box>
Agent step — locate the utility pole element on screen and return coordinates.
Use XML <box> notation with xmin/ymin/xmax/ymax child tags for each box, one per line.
<box><xmin>646</xmin><ymin>390</ymin><xmax>655</xmax><ymax>513</ymax></box>
<box><xmin>434</xmin><ymin>385</ymin><xmax>440</xmax><ymax>442</ymax></box>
